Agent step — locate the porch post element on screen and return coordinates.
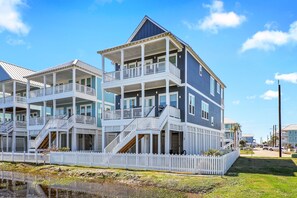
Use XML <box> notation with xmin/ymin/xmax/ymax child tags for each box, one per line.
<box><xmin>48</xmin><ymin>132</ymin><xmax>51</xmax><ymax>149</ymax></box>
<box><xmin>26</xmin><ymin>104</ymin><xmax>30</xmax><ymax>152</ymax></box>
<box><xmin>150</xmin><ymin>132</ymin><xmax>153</xmax><ymax>154</ymax></box>
<box><xmin>2</xmin><ymin>108</ymin><xmax>4</xmax><ymax>124</ymax></box>
<box><xmin>66</xmin><ymin>130</ymin><xmax>69</xmax><ymax>149</ymax></box>
<box><xmin>53</xmin><ymin>99</ymin><xmax>56</xmax><ymax>117</ymax></box>
<box><xmin>53</xmin><ymin>72</ymin><xmax>56</xmax><ymax>93</ymax></box>
<box><xmin>6</xmin><ymin>130</ymin><xmax>8</xmax><ymax>152</ymax></box>
<box><xmin>165</xmin><ymin>37</ymin><xmax>170</xmax><ymax>73</ymax></box>
<box><xmin>102</xmin><ymin>88</ymin><xmax>105</xmax><ymax>120</ymax></box>
<box><xmin>166</xmin><ymin>79</ymin><xmax>170</xmax><ymax>106</ymax></box>
<box><xmin>102</xmin><ymin>55</ymin><xmax>105</xmax><ymax>74</ymax></box>
<box><xmin>71</xmin><ymin>96</ymin><xmax>77</xmax><ymax>151</ymax></box>
<box><xmin>95</xmin><ymin>101</ymin><xmax>98</xmax><ymax>126</ymax></box>
<box><xmin>13</xmin><ymin>81</ymin><xmax>16</xmax><ymax>103</ymax></box>
<box><xmin>121</xmin><ymin>49</ymin><xmax>124</xmax><ymax>80</ymax></box>
<box><xmin>136</xmin><ymin>133</ymin><xmax>139</xmax><ymax>154</ymax></box>
<box><xmin>43</xmin><ymin>101</ymin><xmax>46</xmax><ymax>124</ymax></box>
<box><xmin>141</xmin><ymin>44</ymin><xmax>145</xmax><ymax>76</ymax></box>
<box><xmin>2</xmin><ymin>83</ymin><xmax>5</xmax><ymax>103</ymax></box>
<box><xmin>121</xmin><ymin>85</ymin><xmax>124</xmax><ymax>120</ymax></box>
<box><xmin>72</xmin><ymin>68</ymin><xmax>76</xmax><ymax>92</ymax></box>
<box><xmin>43</xmin><ymin>75</ymin><xmax>46</xmax><ymax>96</ymax></box>
<box><xmin>94</xmin><ymin>130</ymin><xmax>99</xmax><ymax>151</ymax></box>
<box><xmin>82</xmin><ymin>134</ymin><xmax>85</xmax><ymax>150</ymax></box>
<box><xmin>12</xmin><ymin>106</ymin><xmax>16</xmax><ymax>152</ymax></box>
<box><xmin>141</xmin><ymin>82</ymin><xmax>145</xmax><ymax>117</ymax></box>
<box><xmin>102</xmin><ymin>127</ymin><xmax>105</xmax><ymax>152</ymax></box>
<box><xmin>165</xmin><ymin>124</ymin><xmax>170</xmax><ymax>154</ymax></box>
<box><xmin>56</xmin><ymin>131</ymin><xmax>59</xmax><ymax>148</ymax></box>
<box><xmin>158</xmin><ymin>132</ymin><xmax>161</xmax><ymax>154</ymax></box>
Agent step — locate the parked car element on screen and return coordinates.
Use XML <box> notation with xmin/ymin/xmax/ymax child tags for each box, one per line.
<box><xmin>269</xmin><ymin>146</ymin><xmax>283</xmax><ymax>151</ymax></box>
<box><xmin>263</xmin><ymin>145</ymin><xmax>269</xmax><ymax>150</ymax></box>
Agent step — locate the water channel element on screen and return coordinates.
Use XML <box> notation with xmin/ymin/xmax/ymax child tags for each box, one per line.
<box><xmin>0</xmin><ymin>171</ymin><xmax>189</xmax><ymax>197</ymax></box>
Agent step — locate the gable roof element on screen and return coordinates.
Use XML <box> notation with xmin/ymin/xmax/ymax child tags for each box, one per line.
<box><xmin>283</xmin><ymin>124</ymin><xmax>297</xmax><ymax>131</ymax></box>
<box><xmin>124</xmin><ymin>16</ymin><xmax>226</xmax><ymax>88</ymax></box>
<box><xmin>25</xmin><ymin>59</ymin><xmax>102</xmax><ymax>79</ymax></box>
<box><xmin>0</xmin><ymin>60</ymin><xmax>36</xmax><ymax>84</ymax></box>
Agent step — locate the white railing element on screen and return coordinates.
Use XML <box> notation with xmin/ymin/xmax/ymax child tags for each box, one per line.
<box><xmin>15</xmin><ymin>96</ymin><xmax>26</xmax><ymax>103</ymax></box>
<box><xmin>29</xmin><ymin>89</ymin><xmax>43</xmax><ymax>98</ymax></box>
<box><xmin>29</xmin><ymin>117</ymin><xmax>45</xmax><ymax>126</ymax></box>
<box><xmin>0</xmin><ymin>121</ymin><xmax>13</xmax><ymax>133</ymax></box>
<box><xmin>4</xmin><ymin>96</ymin><xmax>13</xmax><ymax>103</ymax></box>
<box><xmin>75</xmin><ymin>115</ymin><xmax>96</xmax><ymax>125</ymax></box>
<box><xmin>15</xmin><ymin>121</ymin><xmax>26</xmax><ymax>128</ymax></box>
<box><xmin>0</xmin><ymin>152</ymin><xmax>49</xmax><ymax>164</ymax></box>
<box><xmin>0</xmin><ymin>98</ymin><xmax>3</xmax><ymax>104</ymax></box>
<box><xmin>104</xmin><ymin>70</ymin><xmax>121</xmax><ymax>82</ymax></box>
<box><xmin>103</xmin><ymin>61</ymin><xmax>181</xmax><ymax>83</ymax></box>
<box><xmin>45</xmin><ymin>87</ymin><xmax>54</xmax><ymax>95</ymax></box>
<box><xmin>48</xmin><ymin>150</ymin><xmax>240</xmax><ymax>175</ymax></box>
<box><xmin>0</xmin><ymin>96</ymin><xmax>26</xmax><ymax>104</ymax></box>
<box><xmin>168</xmin><ymin>106</ymin><xmax>181</xmax><ymax>119</ymax></box>
<box><xmin>123</xmin><ymin>66</ymin><xmax>142</xmax><ymax>79</ymax></box>
<box><xmin>104</xmin><ymin>106</ymin><xmax>154</xmax><ymax>120</ymax></box>
<box><xmin>75</xmin><ymin>83</ymin><xmax>96</xmax><ymax>96</ymax></box>
<box><xmin>55</xmin><ymin>83</ymin><xmax>73</xmax><ymax>94</ymax></box>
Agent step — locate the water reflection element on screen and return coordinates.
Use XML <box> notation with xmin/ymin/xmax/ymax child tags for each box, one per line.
<box><xmin>0</xmin><ymin>171</ymin><xmax>181</xmax><ymax>198</ymax></box>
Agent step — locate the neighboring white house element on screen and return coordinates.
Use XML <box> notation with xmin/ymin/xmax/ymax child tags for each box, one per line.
<box><xmin>224</xmin><ymin>118</ymin><xmax>242</xmax><ymax>148</ymax></box>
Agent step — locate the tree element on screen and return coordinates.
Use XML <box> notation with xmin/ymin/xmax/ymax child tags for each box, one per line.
<box><xmin>239</xmin><ymin>140</ymin><xmax>247</xmax><ymax>148</ymax></box>
<box><xmin>231</xmin><ymin>123</ymin><xmax>241</xmax><ymax>149</ymax></box>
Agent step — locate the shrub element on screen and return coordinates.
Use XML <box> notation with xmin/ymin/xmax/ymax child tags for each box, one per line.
<box><xmin>203</xmin><ymin>149</ymin><xmax>222</xmax><ymax>156</ymax></box>
<box><xmin>291</xmin><ymin>153</ymin><xmax>297</xmax><ymax>158</ymax></box>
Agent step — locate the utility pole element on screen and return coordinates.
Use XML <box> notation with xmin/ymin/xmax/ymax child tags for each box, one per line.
<box><xmin>278</xmin><ymin>81</ymin><xmax>282</xmax><ymax>157</ymax></box>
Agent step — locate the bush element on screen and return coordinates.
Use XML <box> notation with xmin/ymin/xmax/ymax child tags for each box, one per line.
<box><xmin>291</xmin><ymin>153</ymin><xmax>297</xmax><ymax>158</ymax></box>
<box><xmin>203</xmin><ymin>149</ymin><xmax>223</xmax><ymax>156</ymax></box>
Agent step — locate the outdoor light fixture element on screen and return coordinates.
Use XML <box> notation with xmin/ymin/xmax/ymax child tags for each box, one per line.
<box><xmin>156</xmin><ymin>91</ymin><xmax>158</xmax><ymax>94</ymax></box>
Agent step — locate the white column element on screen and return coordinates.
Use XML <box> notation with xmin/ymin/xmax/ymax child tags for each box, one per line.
<box><xmin>6</xmin><ymin>131</ymin><xmax>8</xmax><ymax>152</ymax></box>
<box><xmin>12</xmin><ymin>106</ymin><xmax>16</xmax><ymax>152</ymax></box>
<box><xmin>165</xmin><ymin>124</ymin><xmax>170</xmax><ymax>154</ymax></box>
<box><xmin>72</xmin><ymin>68</ymin><xmax>76</xmax><ymax>92</ymax></box>
<box><xmin>53</xmin><ymin>73</ymin><xmax>56</xmax><ymax>94</ymax></box>
<box><xmin>165</xmin><ymin>37</ymin><xmax>170</xmax><ymax>73</ymax></box>
<box><xmin>82</xmin><ymin>134</ymin><xmax>85</xmax><ymax>150</ymax></box>
<box><xmin>66</xmin><ymin>130</ymin><xmax>69</xmax><ymax>149</ymax></box>
<box><xmin>72</xmin><ymin>97</ymin><xmax>76</xmax><ymax>117</ymax></box>
<box><xmin>26</xmin><ymin>104</ymin><xmax>30</xmax><ymax>152</ymax></box>
<box><xmin>141</xmin><ymin>44</ymin><xmax>145</xmax><ymax>76</ymax></box>
<box><xmin>94</xmin><ymin>130</ymin><xmax>99</xmax><ymax>151</ymax></box>
<box><xmin>56</xmin><ymin>131</ymin><xmax>59</xmax><ymax>148</ymax></box>
<box><xmin>53</xmin><ymin>99</ymin><xmax>56</xmax><ymax>117</ymax></box>
<box><xmin>43</xmin><ymin>75</ymin><xmax>47</xmax><ymax>96</ymax></box>
<box><xmin>136</xmin><ymin>133</ymin><xmax>139</xmax><ymax>154</ymax></box>
<box><xmin>121</xmin><ymin>85</ymin><xmax>124</xmax><ymax>120</ymax></box>
<box><xmin>43</xmin><ymin>101</ymin><xmax>46</xmax><ymax>124</ymax></box>
<box><xmin>95</xmin><ymin>102</ymin><xmax>98</xmax><ymax>126</ymax></box>
<box><xmin>141</xmin><ymin>83</ymin><xmax>145</xmax><ymax>117</ymax></box>
<box><xmin>150</xmin><ymin>132</ymin><xmax>153</xmax><ymax>154</ymax></box>
<box><xmin>2</xmin><ymin>108</ymin><xmax>4</xmax><ymax>124</ymax></box>
<box><xmin>166</xmin><ymin>79</ymin><xmax>170</xmax><ymax>106</ymax></box>
<box><xmin>101</xmin><ymin>89</ymin><xmax>105</xmax><ymax>120</ymax></box>
<box><xmin>2</xmin><ymin>83</ymin><xmax>5</xmax><ymax>103</ymax></box>
<box><xmin>48</xmin><ymin>132</ymin><xmax>51</xmax><ymax>149</ymax></box>
<box><xmin>12</xmin><ymin>81</ymin><xmax>16</xmax><ymax>103</ymax></box>
<box><xmin>121</xmin><ymin>49</ymin><xmax>124</xmax><ymax>80</ymax></box>
<box><xmin>158</xmin><ymin>132</ymin><xmax>161</xmax><ymax>154</ymax></box>
<box><xmin>71</xmin><ymin>128</ymin><xmax>77</xmax><ymax>151</ymax></box>
<box><xmin>102</xmin><ymin>128</ymin><xmax>105</xmax><ymax>152</ymax></box>
<box><xmin>102</xmin><ymin>55</ymin><xmax>105</xmax><ymax>74</ymax></box>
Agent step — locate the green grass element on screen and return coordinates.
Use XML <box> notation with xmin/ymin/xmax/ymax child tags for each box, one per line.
<box><xmin>240</xmin><ymin>149</ymin><xmax>255</xmax><ymax>155</ymax></box>
<box><xmin>1</xmin><ymin>157</ymin><xmax>297</xmax><ymax>197</ymax></box>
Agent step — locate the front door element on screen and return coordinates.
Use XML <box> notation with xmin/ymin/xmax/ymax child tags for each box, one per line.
<box><xmin>67</xmin><ymin>107</ymin><xmax>72</xmax><ymax>118</ymax></box>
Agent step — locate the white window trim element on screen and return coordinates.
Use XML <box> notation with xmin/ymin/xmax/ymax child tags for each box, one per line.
<box><xmin>188</xmin><ymin>93</ymin><xmax>195</xmax><ymax>116</ymax></box>
<box><xmin>201</xmin><ymin>101</ymin><xmax>209</xmax><ymax>121</ymax></box>
<box><xmin>123</xmin><ymin>97</ymin><xmax>137</xmax><ymax>109</ymax></box>
<box><xmin>199</xmin><ymin>65</ymin><xmax>202</xmax><ymax>76</ymax></box>
<box><xmin>139</xmin><ymin>96</ymin><xmax>155</xmax><ymax>107</ymax></box>
<box><xmin>80</xmin><ymin>104</ymin><xmax>92</xmax><ymax>116</ymax></box>
<box><xmin>159</xmin><ymin>92</ymin><xmax>179</xmax><ymax>108</ymax></box>
<box><xmin>217</xmin><ymin>82</ymin><xmax>220</xmax><ymax>94</ymax></box>
<box><xmin>211</xmin><ymin>116</ymin><xmax>214</xmax><ymax>126</ymax></box>
<box><xmin>210</xmin><ymin>76</ymin><xmax>215</xmax><ymax>96</ymax></box>
<box><xmin>158</xmin><ymin>53</ymin><xmax>177</xmax><ymax>66</ymax></box>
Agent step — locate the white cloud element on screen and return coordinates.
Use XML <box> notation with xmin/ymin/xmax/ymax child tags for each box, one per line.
<box><xmin>183</xmin><ymin>0</ymin><xmax>246</xmax><ymax>33</ymax></box>
<box><xmin>241</xmin><ymin>21</ymin><xmax>297</xmax><ymax>52</ymax></box>
<box><xmin>232</xmin><ymin>100</ymin><xmax>240</xmax><ymax>105</ymax></box>
<box><xmin>246</xmin><ymin>95</ymin><xmax>256</xmax><ymax>100</ymax></box>
<box><xmin>265</xmin><ymin>79</ymin><xmax>275</xmax><ymax>85</ymax></box>
<box><xmin>275</xmin><ymin>72</ymin><xmax>297</xmax><ymax>84</ymax></box>
<box><xmin>260</xmin><ymin>90</ymin><xmax>278</xmax><ymax>100</ymax></box>
<box><xmin>6</xmin><ymin>37</ymin><xmax>25</xmax><ymax>46</ymax></box>
<box><xmin>0</xmin><ymin>0</ymin><xmax>30</xmax><ymax>35</ymax></box>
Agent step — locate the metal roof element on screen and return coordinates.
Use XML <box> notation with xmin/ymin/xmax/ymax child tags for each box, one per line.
<box><xmin>0</xmin><ymin>60</ymin><xmax>41</xmax><ymax>87</ymax></box>
<box><xmin>283</xmin><ymin>124</ymin><xmax>297</xmax><ymax>131</ymax></box>
<box><xmin>224</xmin><ymin>118</ymin><xmax>238</xmax><ymax>124</ymax></box>
<box><xmin>25</xmin><ymin>59</ymin><xmax>102</xmax><ymax>79</ymax></box>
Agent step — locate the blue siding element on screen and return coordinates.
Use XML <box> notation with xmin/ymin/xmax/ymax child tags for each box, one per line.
<box><xmin>0</xmin><ymin>67</ymin><xmax>11</xmax><ymax>82</ymax></box>
<box><xmin>131</xmin><ymin>20</ymin><xmax>165</xmax><ymax>42</ymax></box>
<box><xmin>187</xmin><ymin>87</ymin><xmax>221</xmax><ymax>130</ymax></box>
<box><xmin>187</xmin><ymin>53</ymin><xmax>221</xmax><ymax>105</ymax></box>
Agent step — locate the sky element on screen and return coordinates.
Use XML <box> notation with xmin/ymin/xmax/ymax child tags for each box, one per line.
<box><xmin>0</xmin><ymin>0</ymin><xmax>297</xmax><ymax>143</ymax></box>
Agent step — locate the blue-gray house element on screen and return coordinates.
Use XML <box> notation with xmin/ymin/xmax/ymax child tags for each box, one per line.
<box><xmin>98</xmin><ymin>16</ymin><xmax>226</xmax><ymax>155</ymax></box>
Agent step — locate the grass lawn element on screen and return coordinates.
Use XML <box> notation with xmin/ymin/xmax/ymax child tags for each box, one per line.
<box><xmin>207</xmin><ymin>157</ymin><xmax>297</xmax><ymax>198</ymax></box>
<box><xmin>0</xmin><ymin>157</ymin><xmax>297</xmax><ymax>197</ymax></box>
<box><xmin>240</xmin><ymin>149</ymin><xmax>255</xmax><ymax>155</ymax></box>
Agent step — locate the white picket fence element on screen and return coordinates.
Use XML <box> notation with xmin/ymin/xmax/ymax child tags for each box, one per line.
<box><xmin>0</xmin><ymin>150</ymin><xmax>239</xmax><ymax>175</ymax></box>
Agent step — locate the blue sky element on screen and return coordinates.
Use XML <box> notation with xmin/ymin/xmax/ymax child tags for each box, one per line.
<box><xmin>1</xmin><ymin>0</ymin><xmax>297</xmax><ymax>142</ymax></box>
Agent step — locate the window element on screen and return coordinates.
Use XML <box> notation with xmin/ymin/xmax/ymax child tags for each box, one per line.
<box><xmin>210</xmin><ymin>77</ymin><xmax>215</xmax><ymax>96</ymax></box>
<box><xmin>189</xmin><ymin>94</ymin><xmax>195</xmax><ymax>115</ymax></box>
<box><xmin>86</xmin><ymin>78</ymin><xmax>91</xmax><ymax>87</ymax></box>
<box><xmin>201</xmin><ymin>101</ymin><xmax>209</xmax><ymax>120</ymax></box>
<box><xmin>159</xmin><ymin>93</ymin><xmax>178</xmax><ymax>108</ymax></box>
<box><xmin>123</xmin><ymin>97</ymin><xmax>136</xmax><ymax>109</ymax></box>
<box><xmin>211</xmin><ymin>116</ymin><xmax>214</xmax><ymax>126</ymax></box>
<box><xmin>86</xmin><ymin>106</ymin><xmax>92</xmax><ymax>116</ymax></box>
<box><xmin>199</xmin><ymin>65</ymin><xmax>202</xmax><ymax>76</ymax></box>
<box><xmin>169</xmin><ymin>54</ymin><xmax>177</xmax><ymax>66</ymax></box>
<box><xmin>217</xmin><ymin>82</ymin><xmax>220</xmax><ymax>94</ymax></box>
<box><xmin>170</xmin><ymin>93</ymin><xmax>178</xmax><ymax>108</ymax></box>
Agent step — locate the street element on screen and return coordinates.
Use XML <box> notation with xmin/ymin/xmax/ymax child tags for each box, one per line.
<box><xmin>241</xmin><ymin>148</ymin><xmax>291</xmax><ymax>157</ymax></box>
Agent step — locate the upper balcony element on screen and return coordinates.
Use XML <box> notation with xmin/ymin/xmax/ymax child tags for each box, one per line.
<box><xmin>98</xmin><ymin>34</ymin><xmax>183</xmax><ymax>90</ymax></box>
<box><xmin>0</xmin><ymin>81</ymin><xmax>29</xmax><ymax>108</ymax></box>
<box><xmin>25</xmin><ymin>60</ymin><xmax>101</xmax><ymax>104</ymax></box>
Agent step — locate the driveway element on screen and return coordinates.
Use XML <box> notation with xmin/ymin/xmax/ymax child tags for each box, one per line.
<box><xmin>241</xmin><ymin>148</ymin><xmax>291</xmax><ymax>157</ymax></box>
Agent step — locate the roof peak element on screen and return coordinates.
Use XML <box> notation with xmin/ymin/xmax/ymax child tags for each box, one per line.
<box><xmin>0</xmin><ymin>60</ymin><xmax>35</xmax><ymax>72</ymax></box>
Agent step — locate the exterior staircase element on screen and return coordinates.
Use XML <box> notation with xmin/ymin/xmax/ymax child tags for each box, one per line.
<box><xmin>105</xmin><ymin>106</ymin><xmax>177</xmax><ymax>154</ymax></box>
<box><xmin>0</xmin><ymin>121</ymin><xmax>14</xmax><ymax>134</ymax></box>
<box><xmin>29</xmin><ymin>115</ymin><xmax>75</xmax><ymax>152</ymax></box>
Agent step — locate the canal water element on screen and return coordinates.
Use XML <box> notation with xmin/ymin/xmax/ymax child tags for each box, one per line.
<box><xmin>0</xmin><ymin>171</ymin><xmax>187</xmax><ymax>197</ymax></box>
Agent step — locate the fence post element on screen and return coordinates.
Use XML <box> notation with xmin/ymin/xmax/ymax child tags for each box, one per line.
<box><xmin>61</xmin><ymin>152</ymin><xmax>64</xmax><ymax>165</ymax></box>
<box><xmin>23</xmin><ymin>151</ymin><xmax>25</xmax><ymax>163</ymax></box>
<box><xmin>49</xmin><ymin>152</ymin><xmax>51</xmax><ymax>165</ymax></box>
<box><xmin>107</xmin><ymin>152</ymin><xmax>110</xmax><ymax>168</ymax></box>
<box><xmin>169</xmin><ymin>154</ymin><xmax>172</xmax><ymax>172</ymax></box>
<box><xmin>1</xmin><ymin>150</ymin><xmax>3</xmax><ymax>161</ymax></box>
<box><xmin>35</xmin><ymin>152</ymin><xmax>38</xmax><ymax>165</ymax></box>
<box><xmin>12</xmin><ymin>151</ymin><xmax>14</xmax><ymax>162</ymax></box>
<box><xmin>89</xmin><ymin>152</ymin><xmax>93</xmax><ymax>167</ymax></box>
<box><xmin>125</xmin><ymin>153</ymin><xmax>128</xmax><ymax>169</ymax></box>
<box><xmin>75</xmin><ymin>152</ymin><xmax>78</xmax><ymax>165</ymax></box>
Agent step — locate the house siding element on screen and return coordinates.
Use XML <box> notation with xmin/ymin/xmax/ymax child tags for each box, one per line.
<box><xmin>131</xmin><ymin>20</ymin><xmax>165</xmax><ymax>42</ymax></box>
